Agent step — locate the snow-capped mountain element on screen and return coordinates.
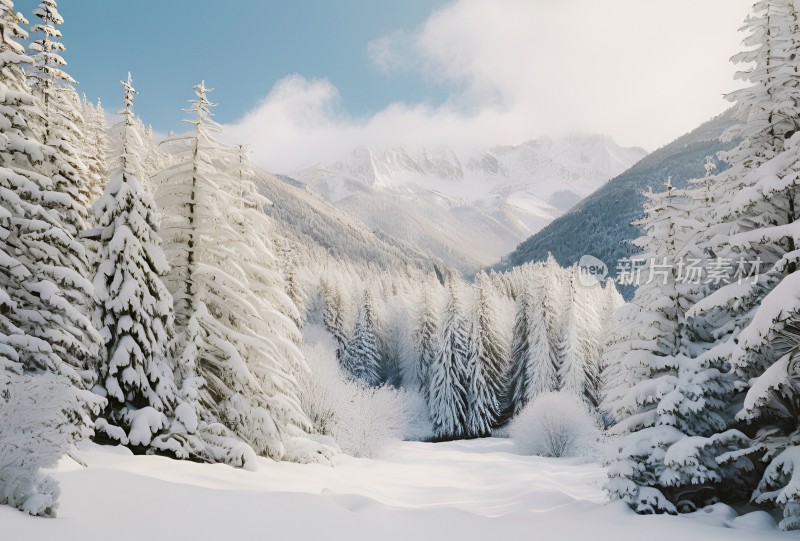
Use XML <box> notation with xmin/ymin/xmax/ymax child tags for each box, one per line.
<box><xmin>292</xmin><ymin>135</ymin><xmax>646</xmax><ymax>273</ymax></box>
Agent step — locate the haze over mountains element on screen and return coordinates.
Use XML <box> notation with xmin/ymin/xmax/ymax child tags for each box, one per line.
<box><xmin>287</xmin><ymin>135</ymin><xmax>646</xmax><ymax>273</ymax></box>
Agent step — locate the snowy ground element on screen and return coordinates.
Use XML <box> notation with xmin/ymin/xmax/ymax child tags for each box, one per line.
<box><xmin>2</xmin><ymin>438</ymin><xmax>785</xmax><ymax>540</ymax></box>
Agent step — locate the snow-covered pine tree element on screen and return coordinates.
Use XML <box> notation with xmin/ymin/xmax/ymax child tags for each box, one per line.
<box><xmin>505</xmin><ymin>274</ymin><xmax>559</xmax><ymax>419</ymax></box>
<box><xmin>668</xmin><ymin>2</ymin><xmax>800</xmax><ymax>524</ymax></box>
<box><xmin>604</xmin><ymin>185</ymin><xmax>738</xmax><ymax>514</ymax></box>
<box><xmin>0</xmin><ymin>0</ymin><xmax>101</xmax><ymax>389</ymax></box>
<box><xmin>0</xmin><ymin>2</ymin><xmax>103</xmax><ymax>516</ymax></box>
<box><xmin>722</xmin><ymin>0</ymin><xmax>800</xmax><ymax>171</ymax></box>
<box><xmin>340</xmin><ymin>288</ymin><xmax>382</xmax><ymax>386</ymax></box>
<box><xmin>136</xmin><ymin>118</ymin><xmax>171</xmax><ymax>183</ymax></box>
<box><xmin>464</xmin><ymin>272</ymin><xmax>506</xmax><ymax>436</ymax></box>
<box><xmin>322</xmin><ymin>279</ymin><xmax>348</xmax><ymax>359</ymax></box>
<box><xmin>225</xmin><ymin>143</ymin><xmax>303</xmax><ymax>355</ymax></box>
<box><xmin>505</xmin><ymin>285</ymin><xmax>532</xmax><ymax>419</ymax></box>
<box><xmin>383</xmin><ymin>292</ymin><xmax>415</xmax><ymax>388</ymax></box>
<box><xmin>154</xmin><ymin>82</ymin><xmax>331</xmax><ymax>465</ymax></box>
<box><xmin>542</xmin><ymin>255</ymin><xmax>567</xmax><ymax>375</ymax></box>
<box><xmin>558</xmin><ymin>273</ymin><xmax>587</xmax><ymax>399</ymax></box>
<box><xmin>91</xmin><ymin>73</ymin><xmax>182</xmax><ymax>450</ymax></box>
<box><xmin>413</xmin><ymin>281</ymin><xmax>440</xmax><ymax>403</ymax></box>
<box><xmin>27</xmin><ymin>0</ymin><xmax>92</xmax><ymax>234</ymax></box>
<box><xmin>81</xmin><ymin>97</ymin><xmax>108</xmax><ymax>204</ymax></box>
<box><xmin>736</xmin><ymin>319</ymin><xmax>800</xmax><ymax>530</ymax></box>
<box><xmin>429</xmin><ymin>280</ymin><xmax>470</xmax><ymax>439</ymax></box>
<box><xmin>558</xmin><ymin>268</ymin><xmax>604</xmax><ymax>406</ymax></box>
<box><xmin>283</xmin><ymin>260</ymin><xmax>307</xmax><ymax>328</ymax></box>
<box><xmin>684</xmin><ymin>0</ymin><xmax>800</xmax><ymax>385</ymax></box>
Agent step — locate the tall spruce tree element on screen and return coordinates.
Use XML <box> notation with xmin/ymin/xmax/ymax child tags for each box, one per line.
<box><xmin>340</xmin><ymin>288</ymin><xmax>382</xmax><ymax>386</ymax></box>
<box><xmin>80</xmin><ymin>97</ymin><xmax>108</xmax><ymax>204</ymax></box>
<box><xmin>604</xmin><ymin>185</ymin><xmax>741</xmax><ymax>514</ymax></box>
<box><xmin>322</xmin><ymin>279</ymin><xmax>348</xmax><ymax>359</ymax></box>
<box><xmin>413</xmin><ymin>281</ymin><xmax>440</xmax><ymax>402</ymax></box>
<box><xmin>0</xmin><ymin>0</ymin><xmax>100</xmax><ymax>389</ymax></box>
<box><xmin>154</xmin><ymin>82</ymin><xmax>332</xmax><ymax>465</ymax></box>
<box><xmin>27</xmin><ymin>0</ymin><xmax>92</xmax><ymax>234</ymax></box>
<box><xmin>429</xmin><ymin>281</ymin><xmax>470</xmax><ymax>439</ymax></box>
<box><xmin>92</xmin><ymin>74</ymin><xmax>181</xmax><ymax>449</ymax></box>
<box><xmin>465</xmin><ymin>272</ymin><xmax>506</xmax><ymax>436</ymax></box>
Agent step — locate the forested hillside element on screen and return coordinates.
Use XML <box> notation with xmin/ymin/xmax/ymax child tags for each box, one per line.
<box><xmin>506</xmin><ymin>112</ymin><xmax>737</xmax><ymax>286</ymax></box>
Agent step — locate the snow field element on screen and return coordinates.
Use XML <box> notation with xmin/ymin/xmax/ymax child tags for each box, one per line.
<box><xmin>2</xmin><ymin>438</ymin><xmax>784</xmax><ymax>541</ymax></box>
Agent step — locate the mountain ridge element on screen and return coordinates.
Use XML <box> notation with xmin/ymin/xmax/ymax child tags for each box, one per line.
<box><xmin>290</xmin><ymin>134</ymin><xmax>646</xmax><ymax>274</ymax></box>
<box><xmin>503</xmin><ymin>110</ymin><xmax>738</xmax><ymax>293</ymax></box>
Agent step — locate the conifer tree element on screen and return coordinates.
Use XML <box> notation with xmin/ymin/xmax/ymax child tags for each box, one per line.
<box><xmin>0</xmin><ymin>5</ymin><xmax>104</xmax><ymax>516</ymax></box>
<box><xmin>81</xmin><ymin>97</ymin><xmax>108</xmax><ymax>204</ymax></box>
<box><xmin>559</xmin><ymin>269</ymin><xmax>604</xmax><ymax>406</ymax></box>
<box><xmin>0</xmin><ymin>0</ymin><xmax>100</xmax><ymax>389</ymax></box>
<box><xmin>657</xmin><ymin>1</ymin><xmax>800</xmax><ymax>525</ymax></box>
<box><xmin>604</xmin><ymin>186</ymin><xmax>738</xmax><ymax>514</ymax></box>
<box><xmin>322</xmin><ymin>280</ymin><xmax>348</xmax><ymax>359</ymax></box>
<box><xmin>429</xmin><ymin>281</ymin><xmax>470</xmax><ymax>439</ymax></box>
<box><xmin>92</xmin><ymin>74</ymin><xmax>181</xmax><ymax>448</ymax></box>
<box><xmin>340</xmin><ymin>288</ymin><xmax>382</xmax><ymax>386</ymax></box>
<box><xmin>154</xmin><ymin>82</ymin><xmax>331</xmax><ymax>464</ymax></box>
<box><xmin>722</xmin><ymin>0</ymin><xmax>800</xmax><ymax>171</ymax></box>
<box><xmin>283</xmin><ymin>261</ymin><xmax>307</xmax><ymax>328</ymax></box>
<box><xmin>27</xmin><ymin>0</ymin><xmax>92</xmax><ymax>233</ymax></box>
<box><xmin>542</xmin><ymin>255</ymin><xmax>567</xmax><ymax>375</ymax></box>
<box><xmin>465</xmin><ymin>272</ymin><xmax>506</xmax><ymax>436</ymax></box>
<box><xmin>413</xmin><ymin>282</ymin><xmax>440</xmax><ymax>402</ymax></box>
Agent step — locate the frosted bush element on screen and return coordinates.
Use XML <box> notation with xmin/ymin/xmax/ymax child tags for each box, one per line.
<box><xmin>300</xmin><ymin>329</ymin><xmax>431</xmax><ymax>458</ymax></box>
<box><xmin>0</xmin><ymin>373</ymin><xmax>93</xmax><ymax>517</ymax></box>
<box><xmin>510</xmin><ymin>391</ymin><xmax>601</xmax><ymax>458</ymax></box>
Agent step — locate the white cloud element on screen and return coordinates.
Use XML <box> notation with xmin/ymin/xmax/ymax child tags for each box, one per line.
<box><xmin>224</xmin><ymin>0</ymin><xmax>753</xmax><ymax>173</ymax></box>
<box><xmin>366</xmin><ymin>31</ymin><xmax>414</xmax><ymax>75</ymax></box>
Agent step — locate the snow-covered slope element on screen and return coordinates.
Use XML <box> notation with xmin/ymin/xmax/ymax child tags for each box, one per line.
<box><xmin>505</xmin><ymin>110</ymin><xmax>738</xmax><ymax>298</ymax></box>
<box><xmin>4</xmin><ymin>439</ymin><xmax>782</xmax><ymax>540</ymax></box>
<box><xmin>293</xmin><ymin>136</ymin><xmax>646</xmax><ymax>273</ymax></box>
<box><xmin>254</xmin><ymin>169</ymin><xmax>439</xmax><ymax>273</ymax></box>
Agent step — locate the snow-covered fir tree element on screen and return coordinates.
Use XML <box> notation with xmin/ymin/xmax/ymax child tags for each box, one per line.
<box><xmin>0</xmin><ymin>0</ymin><xmax>101</xmax><ymax>389</ymax></box>
<box><xmin>506</xmin><ymin>282</ymin><xmax>558</xmax><ymax>418</ymax></box>
<box><xmin>383</xmin><ymin>291</ymin><xmax>415</xmax><ymax>388</ymax></box>
<box><xmin>604</xmin><ymin>185</ymin><xmax>742</xmax><ymax>514</ymax></box>
<box><xmin>541</xmin><ymin>255</ymin><xmax>567</xmax><ymax>375</ymax></box>
<box><xmin>0</xmin><ymin>0</ymin><xmax>104</xmax><ymax>516</ymax></box>
<box><xmin>91</xmin><ymin>73</ymin><xmax>182</xmax><ymax>449</ymax></box>
<box><xmin>722</xmin><ymin>0</ymin><xmax>800</xmax><ymax>171</ymax></box>
<box><xmin>80</xmin><ymin>97</ymin><xmax>108</xmax><ymax>204</ymax></box>
<box><xmin>413</xmin><ymin>281</ymin><xmax>440</xmax><ymax>402</ymax></box>
<box><xmin>27</xmin><ymin>0</ymin><xmax>93</xmax><ymax>234</ymax></box>
<box><xmin>465</xmin><ymin>272</ymin><xmax>506</xmax><ymax>436</ymax></box>
<box><xmin>154</xmin><ymin>81</ymin><xmax>332</xmax><ymax>465</ymax></box>
<box><xmin>429</xmin><ymin>280</ymin><xmax>470</xmax><ymax>439</ymax></box>
<box><xmin>322</xmin><ymin>279</ymin><xmax>348</xmax><ymax>360</ymax></box>
<box><xmin>340</xmin><ymin>288</ymin><xmax>382</xmax><ymax>386</ymax></box>
<box><xmin>558</xmin><ymin>269</ymin><xmax>604</xmax><ymax>406</ymax></box>
<box><xmin>619</xmin><ymin>0</ymin><xmax>800</xmax><ymax>526</ymax></box>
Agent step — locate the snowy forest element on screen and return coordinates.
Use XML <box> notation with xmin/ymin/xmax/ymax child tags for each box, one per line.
<box><xmin>3</xmin><ymin>0</ymin><xmax>800</xmax><ymax>539</ymax></box>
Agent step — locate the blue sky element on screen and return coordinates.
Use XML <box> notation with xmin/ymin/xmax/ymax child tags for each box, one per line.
<box><xmin>19</xmin><ymin>0</ymin><xmax>449</xmax><ymax>130</ymax></box>
<box><xmin>15</xmin><ymin>0</ymin><xmax>753</xmax><ymax>172</ymax></box>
